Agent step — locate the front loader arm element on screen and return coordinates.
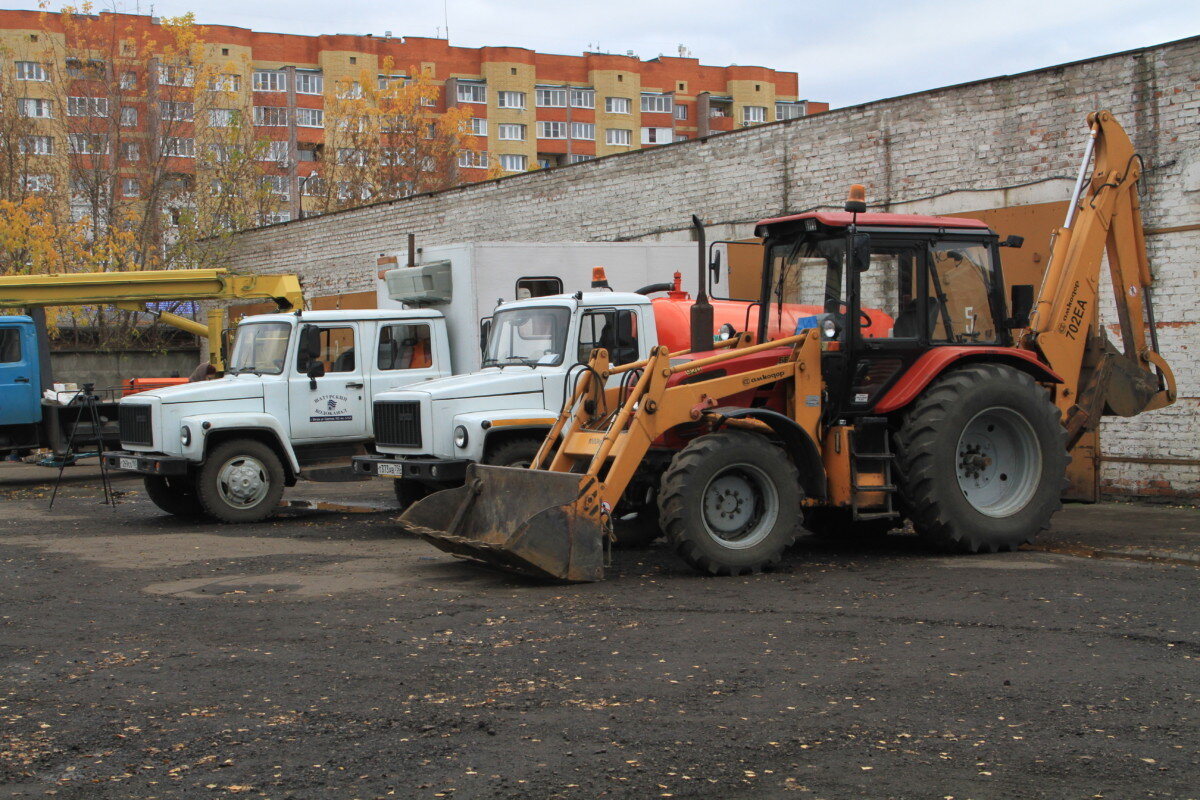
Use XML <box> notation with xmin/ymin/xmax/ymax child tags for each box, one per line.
<box><xmin>1026</xmin><ymin>110</ymin><xmax>1176</xmax><ymax>439</ymax></box>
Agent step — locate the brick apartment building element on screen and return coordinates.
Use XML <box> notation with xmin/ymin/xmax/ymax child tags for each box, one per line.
<box><xmin>0</xmin><ymin>9</ymin><xmax>825</xmax><ymax>222</ymax></box>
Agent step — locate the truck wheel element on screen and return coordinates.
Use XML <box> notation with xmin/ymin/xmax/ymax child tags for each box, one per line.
<box><xmin>484</xmin><ymin>437</ymin><xmax>543</xmax><ymax>468</ymax></box>
<box><xmin>802</xmin><ymin>508</ymin><xmax>898</xmax><ymax>541</ymax></box>
<box><xmin>894</xmin><ymin>363</ymin><xmax>1068</xmax><ymax>553</ymax></box>
<box><xmin>143</xmin><ymin>476</ymin><xmax>205</xmax><ymax>518</ymax></box>
<box><xmin>658</xmin><ymin>431</ymin><xmax>802</xmax><ymax>576</ymax></box>
<box><xmin>393</xmin><ymin>479</ymin><xmax>431</xmax><ymax>509</ymax></box>
<box><xmin>196</xmin><ymin>439</ymin><xmax>286</xmax><ymax>524</ymax></box>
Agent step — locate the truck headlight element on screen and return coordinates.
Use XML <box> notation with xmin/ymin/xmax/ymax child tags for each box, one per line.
<box><xmin>454</xmin><ymin>425</ymin><xmax>469</xmax><ymax>448</ymax></box>
<box><xmin>180</xmin><ymin>425</ymin><xmax>192</xmax><ymax>446</ymax></box>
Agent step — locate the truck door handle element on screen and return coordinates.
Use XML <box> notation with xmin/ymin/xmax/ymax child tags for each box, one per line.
<box><xmin>345</xmin><ymin>381</ymin><xmax>364</xmax><ymax>389</ymax></box>
<box><xmin>14</xmin><ymin>376</ymin><xmax>30</xmax><ymax>383</ymax></box>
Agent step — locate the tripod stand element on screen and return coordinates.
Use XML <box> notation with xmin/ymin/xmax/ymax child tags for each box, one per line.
<box><xmin>48</xmin><ymin>382</ymin><xmax>116</xmax><ymax>510</ymax></box>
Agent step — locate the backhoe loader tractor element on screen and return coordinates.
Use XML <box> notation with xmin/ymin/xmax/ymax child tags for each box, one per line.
<box><xmin>398</xmin><ymin>110</ymin><xmax>1176</xmax><ymax>582</ymax></box>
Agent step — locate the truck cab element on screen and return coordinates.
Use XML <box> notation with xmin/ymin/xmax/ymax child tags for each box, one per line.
<box><xmin>103</xmin><ymin>309</ymin><xmax>451</xmax><ymax>522</ymax></box>
<box><xmin>0</xmin><ymin>317</ymin><xmax>42</xmax><ymax>451</ymax></box>
<box><xmin>353</xmin><ymin>292</ymin><xmax>656</xmax><ymax>500</ymax></box>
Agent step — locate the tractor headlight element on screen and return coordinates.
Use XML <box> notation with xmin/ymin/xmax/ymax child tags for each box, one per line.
<box><xmin>180</xmin><ymin>425</ymin><xmax>192</xmax><ymax>446</ymax></box>
<box><xmin>454</xmin><ymin>425</ymin><xmax>469</xmax><ymax>449</ymax></box>
<box><xmin>820</xmin><ymin>317</ymin><xmax>840</xmax><ymax>340</ymax></box>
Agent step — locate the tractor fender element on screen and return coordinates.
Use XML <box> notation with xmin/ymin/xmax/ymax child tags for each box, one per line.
<box><xmin>873</xmin><ymin>347</ymin><xmax>1063</xmax><ymax>415</ymax></box>
<box><xmin>708</xmin><ymin>406</ymin><xmax>826</xmax><ymax>500</ymax></box>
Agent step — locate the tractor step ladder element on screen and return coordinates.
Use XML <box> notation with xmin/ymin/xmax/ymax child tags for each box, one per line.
<box><xmin>849</xmin><ymin>416</ymin><xmax>900</xmax><ymax>522</ymax></box>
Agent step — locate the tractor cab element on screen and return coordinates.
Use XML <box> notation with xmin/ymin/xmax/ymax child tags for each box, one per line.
<box><xmin>754</xmin><ymin>208</ymin><xmax>1011</xmax><ymax>420</ymax></box>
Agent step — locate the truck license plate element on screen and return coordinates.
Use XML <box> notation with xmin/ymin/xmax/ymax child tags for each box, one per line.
<box><xmin>119</xmin><ymin>457</ymin><xmax>137</xmax><ymax>471</ymax></box>
<box><xmin>376</xmin><ymin>463</ymin><xmax>404</xmax><ymax>477</ymax></box>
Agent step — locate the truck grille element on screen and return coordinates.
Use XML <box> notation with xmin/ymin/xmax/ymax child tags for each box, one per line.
<box><xmin>374</xmin><ymin>401</ymin><xmax>422</xmax><ymax>448</ymax></box>
<box><xmin>119</xmin><ymin>404</ymin><xmax>153</xmax><ymax>446</ymax></box>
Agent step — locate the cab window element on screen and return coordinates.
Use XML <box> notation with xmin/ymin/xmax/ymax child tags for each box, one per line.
<box><xmin>0</xmin><ymin>329</ymin><xmax>21</xmax><ymax>363</ymax></box>
<box><xmin>297</xmin><ymin>326</ymin><xmax>356</xmax><ymax>373</ymax></box>
<box><xmin>516</xmin><ymin>276</ymin><xmax>563</xmax><ymax>300</ymax></box>
<box><xmin>378</xmin><ymin>323</ymin><xmax>433</xmax><ymax>370</ymax></box>
<box><xmin>928</xmin><ymin>243</ymin><xmax>998</xmax><ymax>343</ymax></box>
<box><xmin>578</xmin><ymin>309</ymin><xmax>639</xmax><ymax>366</ymax></box>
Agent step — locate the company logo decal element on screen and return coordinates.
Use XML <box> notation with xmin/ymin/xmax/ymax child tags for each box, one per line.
<box><xmin>310</xmin><ymin>393</ymin><xmax>353</xmax><ymax>422</ymax></box>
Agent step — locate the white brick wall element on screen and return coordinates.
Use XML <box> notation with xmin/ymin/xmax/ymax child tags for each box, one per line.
<box><xmin>224</xmin><ymin>37</ymin><xmax>1200</xmax><ymax>499</ymax></box>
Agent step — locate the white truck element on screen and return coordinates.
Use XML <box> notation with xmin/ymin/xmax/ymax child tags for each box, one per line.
<box><xmin>102</xmin><ymin>241</ymin><xmax>699</xmax><ymax>522</ymax></box>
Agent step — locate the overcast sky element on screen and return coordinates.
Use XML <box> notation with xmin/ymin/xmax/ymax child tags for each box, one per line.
<box><xmin>8</xmin><ymin>0</ymin><xmax>1198</xmax><ymax>106</ymax></box>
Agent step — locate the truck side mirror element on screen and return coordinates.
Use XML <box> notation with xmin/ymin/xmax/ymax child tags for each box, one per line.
<box><xmin>850</xmin><ymin>232</ymin><xmax>871</xmax><ymax>272</ymax></box>
<box><xmin>479</xmin><ymin>317</ymin><xmax>492</xmax><ymax>356</ymax></box>
<box><xmin>299</xmin><ymin>324</ymin><xmax>322</xmax><ymax>361</ymax></box>
<box><xmin>1009</xmin><ymin>284</ymin><xmax>1034</xmax><ymax>327</ymax></box>
<box><xmin>306</xmin><ymin>359</ymin><xmax>325</xmax><ymax>390</ymax></box>
<box><xmin>709</xmin><ymin>250</ymin><xmax>722</xmax><ymax>286</ymax></box>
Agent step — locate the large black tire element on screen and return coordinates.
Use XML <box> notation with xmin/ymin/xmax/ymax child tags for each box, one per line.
<box><xmin>393</xmin><ymin>479</ymin><xmax>431</xmax><ymax>510</ymax></box>
<box><xmin>802</xmin><ymin>508</ymin><xmax>897</xmax><ymax>541</ymax></box>
<box><xmin>894</xmin><ymin>363</ymin><xmax>1068</xmax><ymax>553</ymax></box>
<box><xmin>196</xmin><ymin>439</ymin><xmax>286</xmax><ymax>523</ymax></box>
<box><xmin>658</xmin><ymin>431</ymin><xmax>802</xmax><ymax>576</ymax></box>
<box><xmin>483</xmin><ymin>437</ymin><xmax>543</xmax><ymax>468</ymax></box>
<box><xmin>143</xmin><ymin>475</ymin><xmax>205</xmax><ymax>518</ymax></box>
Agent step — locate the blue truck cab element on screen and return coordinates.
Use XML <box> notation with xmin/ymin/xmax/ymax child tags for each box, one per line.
<box><xmin>0</xmin><ymin>317</ymin><xmax>43</xmax><ymax>434</ymax></box>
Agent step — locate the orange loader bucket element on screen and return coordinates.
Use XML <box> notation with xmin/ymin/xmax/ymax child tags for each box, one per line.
<box><xmin>398</xmin><ymin>464</ymin><xmax>608</xmax><ymax>582</ymax></box>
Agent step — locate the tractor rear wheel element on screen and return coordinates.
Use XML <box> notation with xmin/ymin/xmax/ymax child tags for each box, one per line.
<box><xmin>659</xmin><ymin>431</ymin><xmax>802</xmax><ymax>575</ymax></box>
<box><xmin>894</xmin><ymin>363</ymin><xmax>1068</xmax><ymax>553</ymax></box>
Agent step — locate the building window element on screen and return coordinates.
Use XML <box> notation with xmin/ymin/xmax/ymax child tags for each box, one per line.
<box><xmin>457</xmin><ymin>150</ymin><xmax>489</xmax><ymax>169</ymax></box>
<box><xmin>674</xmin><ymin>133</ymin><xmax>689</xmax><ymax>142</ymax></box>
<box><xmin>19</xmin><ymin>136</ymin><xmax>53</xmax><ymax>155</ymax></box>
<box><xmin>497</xmin><ymin>91</ymin><xmax>525</xmax><ymax>109</ymax></box>
<box><xmin>457</xmin><ymin>82</ymin><xmax>486</xmax><ymax>104</ymax></box>
<box><xmin>336</xmin><ymin>81</ymin><xmax>364</xmax><ymax>100</ymax></box>
<box><xmin>536</xmin><ymin>88</ymin><xmax>567</xmax><ymax>107</ymax></box>
<box><xmin>741</xmin><ymin>105</ymin><xmax>767</xmax><ymax>125</ymax></box>
<box><xmin>570</xmin><ymin>88</ymin><xmax>595</xmax><ymax>108</ymax></box>
<box><xmin>296</xmin><ymin>107</ymin><xmax>324</xmax><ymax>128</ymax></box>
<box><xmin>15</xmin><ymin>61</ymin><xmax>48</xmax><ymax>81</ymax></box>
<box><xmin>568</xmin><ymin>154</ymin><xmax>594</xmax><ymax>164</ymax></box>
<box><xmin>295</xmin><ymin>71</ymin><xmax>323</xmax><ymax>95</ymax></box>
<box><xmin>67</xmin><ymin>97</ymin><xmax>108</xmax><ymax>117</ymax></box>
<box><xmin>260</xmin><ymin>211</ymin><xmax>291</xmax><ymax>225</ymax></box>
<box><xmin>119</xmin><ymin>106</ymin><xmax>137</xmax><ymax>127</ymax></box>
<box><xmin>158</xmin><ymin>100</ymin><xmax>194</xmax><ymax>121</ymax></box>
<box><xmin>209</xmin><ymin>108</ymin><xmax>238</xmax><ymax>127</ymax></box>
<box><xmin>498</xmin><ymin>153</ymin><xmax>526</xmax><ymax>172</ymax></box>
<box><xmin>337</xmin><ymin>148</ymin><xmax>369</xmax><ymax>166</ymax></box>
<box><xmin>122</xmin><ymin>178</ymin><xmax>140</xmax><ymax>198</ymax></box>
<box><xmin>469</xmin><ymin>117</ymin><xmax>488</xmax><ymax>136</ymax></box>
<box><xmin>120</xmin><ymin>71</ymin><xmax>137</xmax><ymax>90</ymax></box>
<box><xmin>776</xmin><ymin>102</ymin><xmax>805</xmax><ymax>120</ymax></box>
<box><xmin>68</xmin><ymin>133</ymin><xmax>109</xmax><ymax>154</ymax></box>
<box><xmin>160</xmin><ymin>137</ymin><xmax>195</xmax><ymax>158</ymax></box>
<box><xmin>122</xmin><ymin>142</ymin><xmax>140</xmax><ymax>162</ymax></box>
<box><xmin>208</xmin><ymin>73</ymin><xmax>242</xmax><ymax>92</ymax></box>
<box><xmin>19</xmin><ymin>98</ymin><xmax>53</xmax><ymax>118</ymax></box>
<box><xmin>253</xmin><ymin>106</ymin><xmax>289</xmax><ymax>127</ymax></box>
<box><xmin>300</xmin><ymin>174</ymin><xmax>324</xmax><ymax>195</ymax></box>
<box><xmin>157</xmin><ymin>64</ymin><xmax>195</xmax><ymax>87</ymax></box>
<box><xmin>22</xmin><ymin>174</ymin><xmax>54</xmax><ymax>193</ymax></box>
<box><xmin>605</xmin><ymin>128</ymin><xmax>631</xmax><ymax>146</ymax></box>
<box><xmin>674</xmin><ymin>104</ymin><xmax>688</xmax><ymax>121</ymax></box>
<box><xmin>570</xmin><ymin>122</ymin><xmax>595</xmax><ymax>141</ymax></box>
<box><xmin>378</xmin><ymin>73</ymin><xmax>405</xmax><ymax>91</ymax></box>
<box><xmin>253</xmin><ymin>70</ymin><xmax>287</xmax><ymax>92</ymax></box>
<box><xmin>497</xmin><ymin>123</ymin><xmax>526</xmax><ymax>141</ymax></box>
<box><xmin>605</xmin><ymin>96</ymin><xmax>631</xmax><ymax>114</ymax></box>
<box><xmin>640</xmin><ymin>127</ymin><xmax>672</xmax><ymax>145</ymax></box>
<box><xmin>261</xmin><ymin>140</ymin><xmax>290</xmax><ymax>163</ymax></box>
<box><xmin>260</xmin><ymin>174</ymin><xmax>290</xmax><ymax>198</ymax></box>
<box><xmin>640</xmin><ymin>94</ymin><xmax>673</xmax><ymax>113</ymax></box>
<box><xmin>536</xmin><ymin>121</ymin><xmax>566</xmax><ymax>139</ymax></box>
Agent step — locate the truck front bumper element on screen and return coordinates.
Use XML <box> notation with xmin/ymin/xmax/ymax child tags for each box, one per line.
<box><xmin>102</xmin><ymin>450</ymin><xmax>190</xmax><ymax>476</ymax></box>
<box><xmin>352</xmin><ymin>454</ymin><xmax>469</xmax><ymax>485</ymax></box>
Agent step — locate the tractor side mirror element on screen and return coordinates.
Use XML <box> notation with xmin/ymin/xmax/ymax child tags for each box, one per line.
<box><xmin>850</xmin><ymin>233</ymin><xmax>871</xmax><ymax>272</ymax></box>
<box><xmin>1009</xmin><ymin>284</ymin><xmax>1034</xmax><ymax>327</ymax></box>
<box><xmin>306</xmin><ymin>359</ymin><xmax>325</xmax><ymax>390</ymax></box>
<box><xmin>709</xmin><ymin>249</ymin><xmax>722</xmax><ymax>286</ymax></box>
<box><xmin>999</xmin><ymin>235</ymin><xmax>1025</xmax><ymax>248</ymax></box>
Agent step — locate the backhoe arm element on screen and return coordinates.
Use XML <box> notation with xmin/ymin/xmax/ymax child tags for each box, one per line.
<box><xmin>1026</xmin><ymin>110</ymin><xmax>1176</xmax><ymax>440</ymax></box>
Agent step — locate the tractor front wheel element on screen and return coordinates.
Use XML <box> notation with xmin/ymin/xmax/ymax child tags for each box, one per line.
<box><xmin>894</xmin><ymin>363</ymin><xmax>1068</xmax><ymax>553</ymax></box>
<box><xmin>659</xmin><ymin>431</ymin><xmax>802</xmax><ymax>575</ymax></box>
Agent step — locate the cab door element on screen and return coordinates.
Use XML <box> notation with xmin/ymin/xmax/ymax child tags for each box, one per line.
<box><xmin>0</xmin><ymin>321</ymin><xmax>41</xmax><ymax>427</ymax></box>
<box><xmin>288</xmin><ymin>322</ymin><xmax>369</xmax><ymax>441</ymax></box>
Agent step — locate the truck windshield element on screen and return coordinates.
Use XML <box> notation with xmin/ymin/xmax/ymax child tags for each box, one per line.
<box><xmin>482</xmin><ymin>306</ymin><xmax>571</xmax><ymax>368</ymax></box>
<box><xmin>228</xmin><ymin>322</ymin><xmax>292</xmax><ymax>375</ymax></box>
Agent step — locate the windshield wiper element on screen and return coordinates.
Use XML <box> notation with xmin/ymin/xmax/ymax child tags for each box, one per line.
<box><xmin>500</xmin><ymin>356</ymin><xmax>538</xmax><ymax>368</ymax></box>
